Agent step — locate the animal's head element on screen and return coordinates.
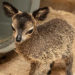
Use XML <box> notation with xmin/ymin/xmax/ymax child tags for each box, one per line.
<box><xmin>3</xmin><ymin>2</ymin><xmax>49</xmax><ymax>43</ymax></box>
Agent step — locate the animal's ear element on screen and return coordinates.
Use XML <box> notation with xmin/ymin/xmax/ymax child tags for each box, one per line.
<box><xmin>2</xmin><ymin>2</ymin><xmax>18</xmax><ymax>17</ymax></box>
<box><xmin>32</xmin><ymin>7</ymin><xmax>49</xmax><ymax>21</ymax></box>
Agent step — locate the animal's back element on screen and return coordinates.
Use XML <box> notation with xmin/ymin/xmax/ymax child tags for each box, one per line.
<box><xmin>17</xmin><ymin>18</ymin><xmax>75</xmax><ymax>63</ymax></box>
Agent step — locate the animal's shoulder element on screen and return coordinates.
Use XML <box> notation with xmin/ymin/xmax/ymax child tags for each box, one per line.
<box><xmin>37</xmin><ymin>18</ymin><xmax>74</xmax><ymax>35</ymax></box>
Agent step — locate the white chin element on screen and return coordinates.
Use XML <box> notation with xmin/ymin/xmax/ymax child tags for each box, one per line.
<box><xmin>15</xmin><ymin>41</ymin><xmax>23</xmax><ymax>44</ymax></box>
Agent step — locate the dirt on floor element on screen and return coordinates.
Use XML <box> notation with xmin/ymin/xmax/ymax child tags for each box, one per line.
<box><xmin>0</xmin><ymin>7</ymin><xmax>75</xmax><ymax>75</ymax></box>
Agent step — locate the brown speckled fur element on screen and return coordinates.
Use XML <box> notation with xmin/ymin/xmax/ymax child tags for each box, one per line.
<box><xmin>16</xmin><ymin>19</ymin><xmax>74</xmax><ymax>62</ymax></box>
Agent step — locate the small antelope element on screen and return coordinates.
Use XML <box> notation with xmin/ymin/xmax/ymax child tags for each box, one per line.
<box><xmin>3</xmin><ymin>2</ymin><xmax>75</xmax><ymax>75</ymax></box>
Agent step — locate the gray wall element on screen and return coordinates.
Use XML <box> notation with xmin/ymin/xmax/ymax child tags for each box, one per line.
<box><xmin>0</xmin><ymin>0</ymin><xmax>40</xmax><ymax>39</ymax></box>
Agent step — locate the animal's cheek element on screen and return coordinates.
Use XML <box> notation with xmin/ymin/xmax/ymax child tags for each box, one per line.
<box><xmin>22</xmin><ymin>33</ymin><xmax>31</xmax><ymax>42</ymax></box>
<box><xmin>13</xmin><ymin>31</ymin><xmax>17</xmax><ymax>39</ymax></box>
<box><xmin>22</xmin><ymin>34</ymin><xmax>26</xmax><ymax>41</ymax></box>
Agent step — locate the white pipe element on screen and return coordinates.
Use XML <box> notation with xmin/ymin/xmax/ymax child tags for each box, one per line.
<box><xmin>0</xmin><ymin>42</ymin><xmax>15</xmax><ymax>53</ymax></box>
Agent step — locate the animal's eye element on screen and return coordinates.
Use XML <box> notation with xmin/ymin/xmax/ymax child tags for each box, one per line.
<box><xmin>26</xmin><ymin>29</ymin><xmax>33</xmax><ymax>34</ymax></box>
<box><xmin>11</xmin><ymin>26</ymin><xmax>15</xmax><ymax>31</ymax></box>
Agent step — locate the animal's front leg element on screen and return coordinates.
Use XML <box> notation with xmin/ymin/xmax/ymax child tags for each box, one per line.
<box><xmin>31</xmin><ymin>63</ymin><xmax>52</xmax><ymax>75</ymax></box>
<box><xmin>29</xmin><ymin>62</ymin><xmax>41</xmax><ymax>75</ymax></box>
<box><xmin>50</xmin><ymin>59</ymin><xmax>68</xmax><ymax>75</ymax></box>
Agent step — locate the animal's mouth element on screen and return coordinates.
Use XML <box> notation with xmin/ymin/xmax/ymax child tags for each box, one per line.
<box><xmin>15</xmin><ymin>41</ymin><xmax>22</xmax><ymax>45</ymax></box>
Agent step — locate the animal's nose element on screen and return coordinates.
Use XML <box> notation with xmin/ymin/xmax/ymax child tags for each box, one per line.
<box><xmin>16</xmin><ymin>35</ymin><xmax>21</xmax><ymax>42</ymax></box>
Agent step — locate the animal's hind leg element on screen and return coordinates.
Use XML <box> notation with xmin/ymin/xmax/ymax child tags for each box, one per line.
<box><xmin>66</xmin><ymin>57</ymin><xmax>73</xmax><ymax>75</ymax></box>
<box><xmin>63</xmin><ymin>54</ymin><xmax>73</xmax><ymax>75</ymax></box>
<box><xmin>66</xmin><ymin>58</ymin><xmax>73</xmax><ymax>75</ymax></box>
